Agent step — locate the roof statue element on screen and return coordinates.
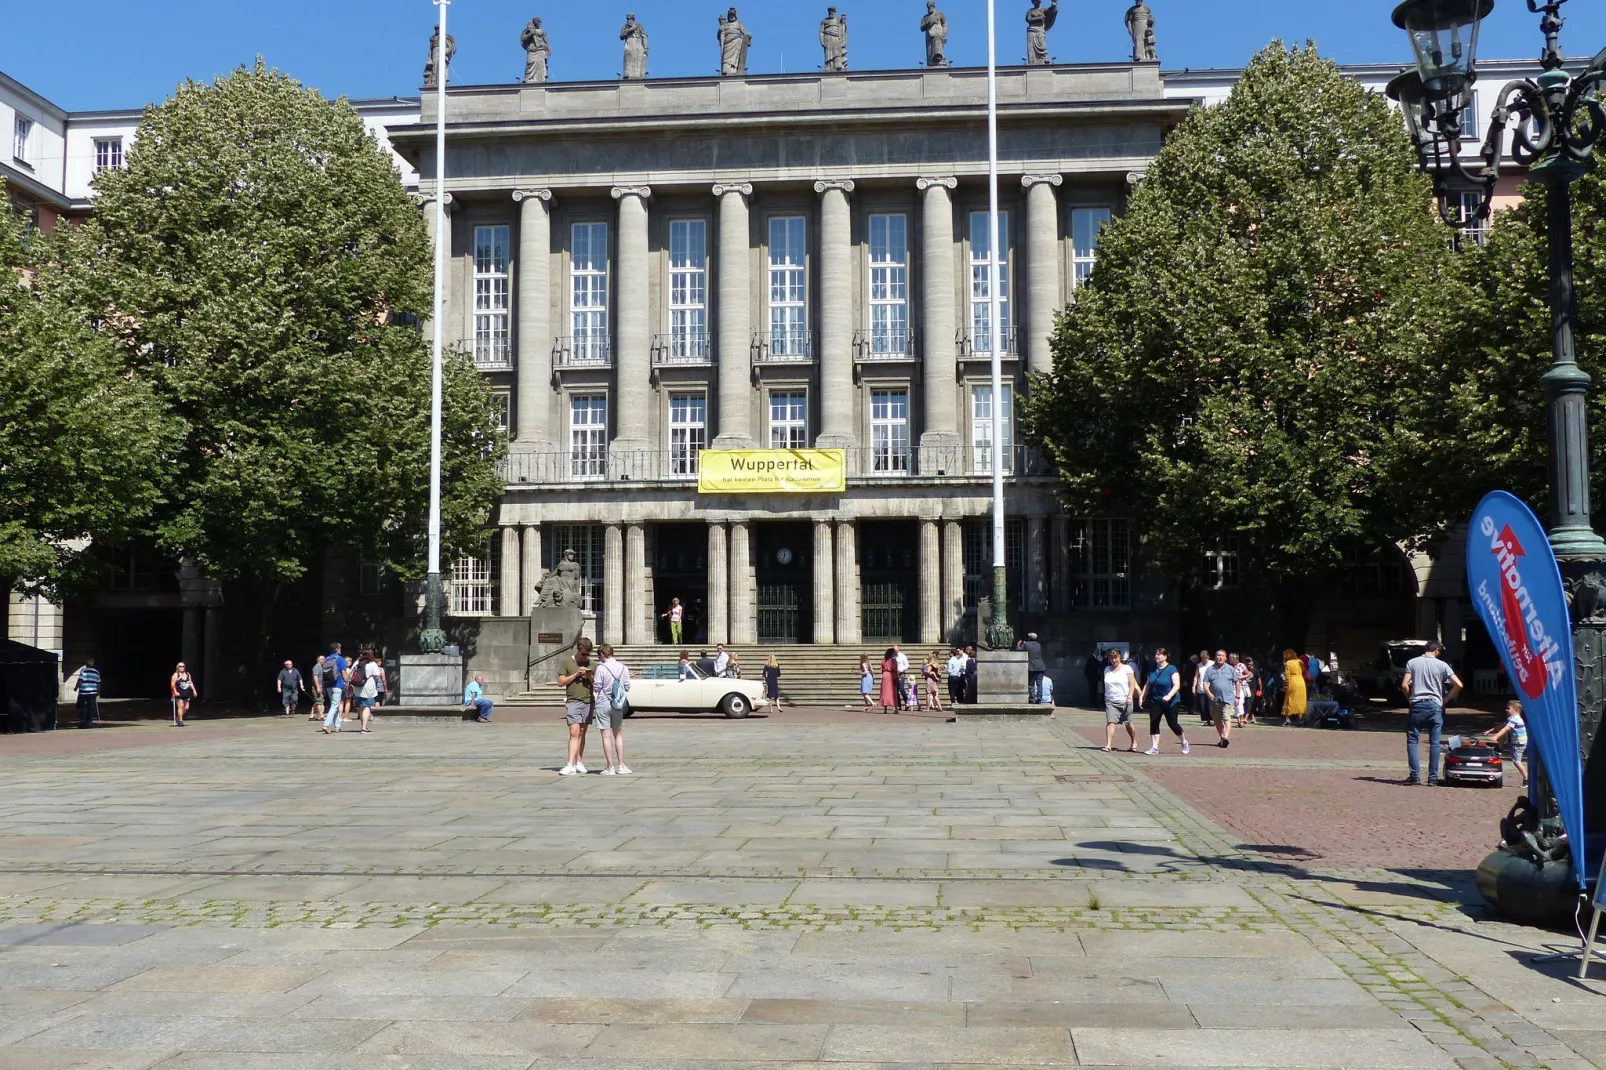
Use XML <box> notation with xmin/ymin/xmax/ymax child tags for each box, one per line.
<box><xmin>821</xmin><ymin>8</ymin><xmax>848</xmax><ymax>73</ymax></box>
<box><xmin>521</xmin><ymin>17</ymin><xmax>551</xmax><ymax>84</ymax></box>
<box><xmin>1126</xmin><ymin>2</ymin><xmax>1157</xmax><ymax>64</ymax></box>
<box><xmin>621</xmin><ymin>14</ymin><xmax>649</xmax><ymax>80</ymax></box>
<box><xmin>423</xmin><ymin>25</ymin><xmax>456</xmax><ymax>89</ymax></box>
<box><xmin>1025</xmin><ymin>0</ymin><xmax>1058</xmax><ymax>66</ymax></box>
<box><xmin>718</xmin><ymin>8</ymin><xmax>751</xmax><ymax>76</ymax></box>
<box><xmin>922</xmin><ymin>2</ymin><xmax>949</xmax><ymax>68</ymax></box>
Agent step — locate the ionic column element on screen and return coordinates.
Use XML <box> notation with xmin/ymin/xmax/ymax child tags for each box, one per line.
<box><xmin>708</xmin><ymin>522</ymin><xmax>729</xmax><ymax>645</ymax></box>
<box><xmin>813</xmin><ymin>519</ymin><xmax>836</xmax><ymax>645</ymax></box>
<box><xmin>816</xmin><ymin>180</ymin><xmax>857</xmax><ymax>449</ymax></box>
<box><xmin>500</xmin><ymin>527</ymin><xmax>522</xmax><ymax>617</ymax></box>
<box><xmin>712</xmin><ymin>183</ymin><xmax>754</xmax><ymax>449</ymax></box>
<box><xmin>918</xmin><ymin>177</ymin><xmax>960</xmax><ymax>456</ymax></box>
<box><xmin>834</xmin><ymin>520</ymin><xmax>861</xmax><ymax>644</ymax></box>
<box><xmin>611</xmin><ymin>186</ymin><xmax>653</xmax><ymax>451</ymax></box>
<box><xmin>919</xmin><ymin>519</ymin><xmax>942</xmax><ymax>644</ymax></box>
<box><xmin>942</xmin><ymin>519</ymin><xmax>966</xmax><ymax>644</ymax></box>
<box><xmin>1022</xmin><ymin>175</ymin><xmax>1063</xmax><ymax>377</ymax></box>
<box><xmin>729</xmin><ymin>520</ymin><xmax>755</xmax><ymax>644</ymax></box>
<box><xmin>513</xmin><ymin>189</ymin><xmax>553</xmax><ymax>448</ymax></box>
<box><xmin>624</xmin><ymin>523</ymin><xmax>647</xmax><ymax>644</ymax></box>
<box><xmin>521</xmin><ymin>525</ymin><xmax>543</xmax><ymax>615</ymax></box>
<box><xmin>603</xmin><ymin>522</ymin><xmax>624</xmax><ymax>645</ymax></box>
<box><xmin>1026</xmin><ymin>515</ymin><xmax>1048</xmax><ymax>614</ymax></box>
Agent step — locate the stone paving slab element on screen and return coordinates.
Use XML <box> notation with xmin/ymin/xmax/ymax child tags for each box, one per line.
<box><xmin>0</xmin><ymin>715</ymin><xmax>1602</xmax><ymax>1068</ymax></box>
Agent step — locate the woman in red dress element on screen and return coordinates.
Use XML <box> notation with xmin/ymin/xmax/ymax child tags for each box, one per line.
<box><xmin>879</xmin><ymin>648</ymin><xmax>899</xmax><ymax>714</ymax></box>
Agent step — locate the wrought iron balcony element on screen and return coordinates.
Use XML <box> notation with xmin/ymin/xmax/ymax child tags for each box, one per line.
<box><xmin>853</xmin><ymin>327</ymin><xmax>919</xmax><ymax>361</ymax></box>
<box><xmin>752</xmin><ymin>330</ymin><xmax>816</xmax><ymax>363</ymax></box>
<box><xmin>552</xmin><ymin>335</ymin><xmax>613</xmax><ymax>368</ymax></box>
<box><xmin>958</xmin><ymin>325</ymin><xmax>1019</xmax><ymax>358</ymax></box>
<box><xmin>652</xmin><ymin>332</ymin><xmax>711</xmax><ymax>365</ymax></box>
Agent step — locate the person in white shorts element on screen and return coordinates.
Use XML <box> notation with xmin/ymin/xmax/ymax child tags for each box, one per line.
<box><xmin>1102</xmin><ymin>648</ymin><xmax>1139</xmax><ymax>753</ymax></box>
<box><xmin>591</xmin><ymin>645</ymin><xmax>633</xmax><ymax>776</ymax></box>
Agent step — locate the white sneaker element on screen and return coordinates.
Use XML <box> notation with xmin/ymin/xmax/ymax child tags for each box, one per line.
<box><xmin>599</xmin><ymin>767</ymin><xmax>617</xmax><ymax>776</ymax></box>
<box><xmin>574</xmin><ymin>762</ymin><xmax>588</xmax><ymax>775</ymax></box>
<box><xmin>558</xmin><ymin>764</ymin><xmax>578</xmax><ymax>776</ymax></box>
<box><xmin>615</xmin><ymin>764</ymin><xmax>632</xmax><ymax>775</ymax></box>
<box><xmin>1143</xmin><ymin>746</ymin><xmax>1160</xmax><ymax>756</ymax></box>
<box><xmin>1181</xmin><ymin>741</ymin><xmax>1191</xmax><ymax>755</ymax></box>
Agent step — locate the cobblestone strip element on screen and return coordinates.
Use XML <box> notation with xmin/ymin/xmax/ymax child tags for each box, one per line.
<box><xmin>0</xmin><ymin>895</ymin><xmax>1286</xmax><ymax>934</ymax></box>
<box><xmin>1051</xmin><ymin>723</ymin><xmax>1598</xmax><ymax>1070</ymax></box>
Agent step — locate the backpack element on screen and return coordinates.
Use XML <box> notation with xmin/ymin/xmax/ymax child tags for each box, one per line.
<box><xmin>321</xmin><ymin>658</ymin><xmax>341</xmax><ymax>686</ymax></box>
<box><xmin>608</xmin><ymin>667</ymin><xmax>630</xmax><ymax>713</ymax></box>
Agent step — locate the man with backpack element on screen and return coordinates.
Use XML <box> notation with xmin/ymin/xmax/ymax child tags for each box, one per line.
<box><xmin>591</xmin><ymin>645</ymin><xmax>633</xmax><ymax>776</ymax></box>
<box><xmin>320</xmin><ymin>643</ymin><xmax>348</xmax><ymax>734</ymax></box>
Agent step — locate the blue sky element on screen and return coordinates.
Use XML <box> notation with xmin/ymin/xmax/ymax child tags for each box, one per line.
<box><xmin>7</xmin><ymin>1</ymin><xmax>1605</xmax><ymax>111</ymax></box>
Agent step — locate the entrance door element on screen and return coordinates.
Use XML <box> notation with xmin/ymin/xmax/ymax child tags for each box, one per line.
<box><xmin>756</xmin><ymin>522</ymin><xmax>812</xmax><ymax>644</ymax></box>
<box><xmin>654</xmin><ymin>524</ymin><xmax>708</xmax><ymax>645</ymax></box>
<box><xmin>860</xmin><ymin>520</ymin><xmax>919</xmax><ymax>643</ymax></box>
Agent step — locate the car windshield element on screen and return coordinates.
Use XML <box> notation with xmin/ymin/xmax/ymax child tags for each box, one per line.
<box><xmin>655</xmin><ymin>663</ymin><xmax>706</xmax><ymax>680</ymax></box>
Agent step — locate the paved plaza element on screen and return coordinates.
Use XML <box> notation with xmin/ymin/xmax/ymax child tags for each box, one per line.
<box><xmin>1</xmin><ymin>711</ymin><xmax>1603</xmax><ymax>1069</ymax></box>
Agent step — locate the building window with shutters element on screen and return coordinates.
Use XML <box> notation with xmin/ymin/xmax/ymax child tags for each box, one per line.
<box><xmin>769</xmin><ymin>391</ymin><xmax>807</xmax><ymax>449</ymax></box>
<box><xmin>768</xmin><ymin>216</ymin><xmax>807</xmax><ymax>357</ymax></box>
<box><xmin>569</xmin><ymin>394</ymin><xmax>607</xmax><ymax>479</ymax></box>
<box><xmin>969</xmin><ymin>211</ymin><xmax>1011</xmax><ymax>354</ymax></box>
<box><xmin>571</xmin><ymin>222</ymin><xmax>609</xmax><ymax>362</ymax></box>
<box><xmin>868</xmin><ymin>214</ymin><xmax>909</xmax><ymax>356</ymax></box>
<box><xmin>668</xmin><ymin>219</ymin><xmax>708</xmax><ymax>360</ymax></box>
<box><xmin>1071</xmin><ymin>207</ymin><xmax>1112</xmax><ymax>287</ymax></box>
<box><xmin>668</xmin><ymin>393</ymin><xmax>706</xmax><ymax>475</ymax></box>
<box><xmin>12</xmin><ymin>117</ymin><xmax>32</xmax><ymax>165</ymax></box>
<box><xmin>473</xmin><ymin>225</ymin><xmax>511</xmax><ymax>367</ymax></box>
<box><xmin>869</xmin><ymin>388</ymin><xmax>910</xmax><ymax>474</ymax></box>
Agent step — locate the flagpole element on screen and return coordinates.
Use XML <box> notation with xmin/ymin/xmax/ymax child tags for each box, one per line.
<box><xmin>422</xmin><ymin>0</ymin><xmax>450</xmax><ymax>654</ymax></box>
<box><xmin>984</xmin><ymin>0</ymin><xmax>1012</xmax><ymax>650</ymax></box>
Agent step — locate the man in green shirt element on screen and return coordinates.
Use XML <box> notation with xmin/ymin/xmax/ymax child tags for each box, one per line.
<box><xmin>558</xmin><ymin>638</ymin><xmax>595</xmax><ymax>776</ymax></box>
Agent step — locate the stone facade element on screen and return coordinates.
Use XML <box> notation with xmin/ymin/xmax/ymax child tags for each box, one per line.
<box><xmin>385</xmin><ymin>64</ymin><xmax>1188</xmax><ymax>657</ymax></box>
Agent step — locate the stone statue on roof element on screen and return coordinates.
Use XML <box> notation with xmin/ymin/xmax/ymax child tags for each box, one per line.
<box><xmin>522</xmin><ymin>17</ymin><xmax>551</xmax><ymax>83</ymax></box>
<box><xmin>621</xmin><ymin>14</ymin><xmax>649</xmax><ymax>80</ymax></box>
<box><xmin>718</xmin><ymin>8</ymin><xmax>751</xmax><ymax>76</ymax></box>
<box><xmin>922</xmin><ymin>2</ymin><xmax>949</xmax><ymax>68</ymax></box>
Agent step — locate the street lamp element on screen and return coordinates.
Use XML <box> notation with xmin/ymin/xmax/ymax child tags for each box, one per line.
<box><xmin>1389</xmin><ymin>0</ymin><xmax>1606</xmax><ymax>921</ymax></box>
<box><xmin>421</xmin><ymin>0</ymin><xmax>451</xmax><ymax>656</ymax></box>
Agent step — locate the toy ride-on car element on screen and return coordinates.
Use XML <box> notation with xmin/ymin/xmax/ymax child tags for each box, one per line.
<box><xmin>1441</xmin><ymin>736</ymin><xmax>1504</xmax><ymax>788</ymax></box>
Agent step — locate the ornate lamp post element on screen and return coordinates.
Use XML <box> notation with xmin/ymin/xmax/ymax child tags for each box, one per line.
<box><xmin>1389</xmin><ymin>0</ymin><xmax>1606</xmax><ymax>920</ymax></box>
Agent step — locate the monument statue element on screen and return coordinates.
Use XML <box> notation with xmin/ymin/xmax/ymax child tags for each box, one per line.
<box><xmin>820</xmin><ymin>7</ymin><xmax>848</xmax><ymax>72</ymax></box>
<box><xmin>1024</xmin><ymin>0</ymin><xmax>1058</xmax><ymax>66</ymax></box>
<box><xmin>921</xmin><ymin>2</ymin><xmax>949</xmax><ymax>68</ymax></box>
<box><xmin>717</xmin><ymin>8</ymin><xmax>751</xmax><ymax>77</ymax></box>
<box><xmin>1126</xmin><ymin>2</ymin><xmax>1157</xmax><ymax>63</ymax></box>
<box><xmin>521</xmin><ymin>17</ymin><xmax>551</xmax><ymax>83</ymax></box>
<box><xmin>536</xmin><ymin>548</ymin><xmax>585</xmax><ymax>609</ymax></box>
<box><xmin>423</xmin><ymin>25</ymin><xmax>457</xmax><ymax>89</ymax></box>
<box><xmin>620</xmin><ymin>13</ymin><xmax>649</xmax><ymax>80</ymax></box>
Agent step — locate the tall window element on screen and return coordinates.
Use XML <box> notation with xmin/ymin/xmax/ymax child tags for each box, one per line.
<box><xmin>868</xmin><ymin>214</ymin><xmax>909</xmax><ymax>355</ymax></box>
<box><xmin>1071</xmin><ymin>208</ymin><xmax>1112</xmax><ymax>287</ymax></box>
<box><xmin>970</xmin><ymin>384</ymin><xmax>1014</xmax><ymax>474</ymax></box>
<box><xmin>93</xmin><ymin>137</ymin><xmax>123</xmax><ymax>172</ymax></box>
<box><xmin>12</xmin><ymin>117</ymin><xmax>32</xmax><ymax>164</ymax></box>
<box><xmin>769</xmin><ymin>391</ymin><xmax>807</xmax><ymax>449</ymax></box>
<box><xmin>1203</xmin><ymin>537</ymin><xmax>1239</xmax><ymax>590</ymax></box>
<box><xmin>1446</xmin><ymin>191</ymin><xmax>1488</xmax><ymax>247</ymax></box>
<box><xmin>473</xmin><ymin>225</ymin><xmax>511</xmax><ymax>367</ymax></box>
<box><xmin>1070</xmin><ymin>518</ymin><xmax>1131</xmax><ymax>609</ymax></box>
<box><xmin>668</xmin><ymin>393</ymin><xmax>706</xmax><ymax>475</ymax></box>
<box><xmin>970</xmin><ymin>211</ymin><xmax>1011</xmax><ymax>354</ymax></box>
<box><xmin>450</xmin><ymin>537</ymin><xmax>500</xmax><ymax>617</ymax></box>
<box><xmin>569</xmin><ymin>394</ymin><xmax>607</xmax><ymax>478</ymax></box>
<box><xmin>489</xmin><ymin>390</ymin><xmax>511</xmax><ymax>437</ymax></box>
<box><xmin>869</xmin><ymin>388</ymin><xmax>910</xmax><ymax>473</ymax></box>
<box><xmin>668</xmin><ymin>220</ymin><xmax>708</xmax><ymax>359</ymax></box>
<box><xmin>571</xmin><ymin>222</ymin><xmax>609</xmax><ymax>362</ymax></box>
<box><xmin>962</xmin><ymin>519</ymin><xmax>1025</xmax><ymax>610</ymax></box>
<box><xmin>547</xmin><ymin>525</ymin><xmax>605</xmax><ymax>613</ymax></box>
<box><xmin>769</xmin><ymin>216</ymin><xmax>808</xmax><ymax>357</ymax></box>
<box><xmin>1458</xmin><ymin>91</ymin><xmax>1479</xmax><ymax>140</ymax></box>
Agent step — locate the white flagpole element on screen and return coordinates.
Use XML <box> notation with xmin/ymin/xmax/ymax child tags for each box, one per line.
<box><xmin>423</xmin><ymin>0</ymin><xmax>450</xmax><ymax>651</ymax></box>
<box><xmin>985</xmin><ymin>0</ymin><xmax>1010</xmax><ymax>647</ymax></box>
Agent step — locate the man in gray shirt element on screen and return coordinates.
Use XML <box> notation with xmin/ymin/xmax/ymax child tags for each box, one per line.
<box><xmin>1200</xmin><ymin>648</ymin><xmax>1238</xmax><ymax>749</ymax></box>
<box><xmin>1400</xmin><ymin>640</ymin><xmax>1463</xmax><ymax>786</ymax></box>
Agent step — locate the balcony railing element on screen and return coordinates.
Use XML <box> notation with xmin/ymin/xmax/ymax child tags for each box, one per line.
<box><xmin>553</xmin><ymin>335</ymin><xmax>613</xmax><ymax>368</ymax></box>
<box><xmin>652</xmin><ymin>332</ymin><xmax>711</xmax><ymax>364</ymax></box>
<box><xmin>753</xmin><ymin>330</ymin><xmax>815</xmax><ymax>363</ymax></box>
<box><xmin>958</xmin><ymin>325</ymin><xmax>1020</xmax><ymax>358</ymax></box>
<box><xmin>854</xmin><ymin>328</ymin><xmax>919</xmax><ymax>361</ymax></box>
<box><xmin>499</xmin><ymin>444</ymin><xmax>1055</xmax><ymax>486</ymax></box>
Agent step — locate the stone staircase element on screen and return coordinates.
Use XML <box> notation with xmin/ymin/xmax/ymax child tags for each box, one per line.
<box><xmin>511</xmin><ymin>643</ymin><xmax>954</xmax><ymax>708</ymax></box>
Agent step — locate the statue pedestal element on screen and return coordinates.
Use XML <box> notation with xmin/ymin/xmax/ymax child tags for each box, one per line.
<box><xmin>976</xmin><ymin>651</ymin><xmax>1029</xmax><ymax>704</ymax></box>
<box><xmin>398</xmin><ymin>652</ymin><xmax>464</xmax><ymax>708</ymax></box>
<box><xmin>529</xmin><ymin>607</ymin><xmax>584</xmax><ymax>686</ymax></box>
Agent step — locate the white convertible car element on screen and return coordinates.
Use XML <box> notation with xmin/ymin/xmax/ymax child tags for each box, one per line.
<box><xmin>624</xmin><ymin>662</ymin><xmax>769</xmax><ymax>718</ymax></box>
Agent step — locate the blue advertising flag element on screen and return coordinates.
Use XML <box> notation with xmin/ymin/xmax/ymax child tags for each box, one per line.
<box><xmin>1466</xmin><ymin>491</ymin><xmax>1587</xmax><ymax>890</ymax></box>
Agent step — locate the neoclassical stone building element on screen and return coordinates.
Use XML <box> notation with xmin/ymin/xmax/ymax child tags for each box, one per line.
<box><xmin>387</xmin><ymin>63</ymin><xmax>1188</xmax><ymax>651</ymax></box>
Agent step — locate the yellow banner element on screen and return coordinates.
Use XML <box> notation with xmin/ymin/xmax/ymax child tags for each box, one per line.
<box><xmin>697</xmin><ymin>450</ymin><xmax>847</xmax><ymax>494</ymax></box>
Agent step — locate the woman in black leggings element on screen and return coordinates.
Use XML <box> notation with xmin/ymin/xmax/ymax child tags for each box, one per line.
<box><xmin>1140</xmin><ymin>648</ymin><xmax>1190</xmax><ymax>755</ymax></box>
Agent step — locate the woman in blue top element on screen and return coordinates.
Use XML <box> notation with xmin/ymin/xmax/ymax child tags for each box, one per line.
<box><xmin>1138</xmin><ymin>648</ymin><xmax>1190</xmax><ymax>755</ymax></box>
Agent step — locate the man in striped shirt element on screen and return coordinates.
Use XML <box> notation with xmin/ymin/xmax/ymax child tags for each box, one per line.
<box><xmin>75</xmin><ymin>659</ymin><xmax>101</xmax><ymax>728</ymax></box>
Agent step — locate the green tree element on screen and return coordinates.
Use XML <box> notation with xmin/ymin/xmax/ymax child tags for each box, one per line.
<box><xmin>69</xmin><ymin>62</ymin><xmax>503</xmax><ymax>598</ymax></box>
<box><xmin>0</xmin><ymin>183</ymin><xmax>173</xmax><ymax>595</ymax></box>
<box><xmin>1023</xmin><ymin>44</ymin><xmax>1452</xmax><ymax>643</ymax></box>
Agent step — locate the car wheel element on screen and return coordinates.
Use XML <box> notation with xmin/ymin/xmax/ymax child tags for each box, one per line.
<box><xmin>1493</xmin><ymin>774</ymin><xmax>1504</xmax><ymax>789</ymax></box>
<box><xmin>721</xmin><ymin>693</ymin><xmax>751</xmax><ymax>718</ymax></box>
